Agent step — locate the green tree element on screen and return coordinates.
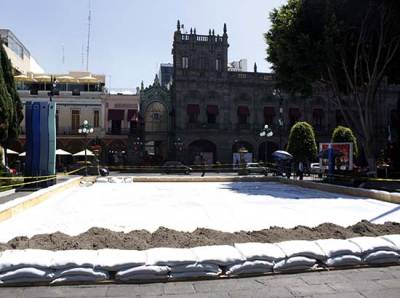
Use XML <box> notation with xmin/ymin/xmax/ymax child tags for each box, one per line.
<box><xmin>287</xmin><ymin>121</ymin><xmax>317</xmax><ymax>162</ymax></box>
<box><xmin>0</xmin><ymin>44</ymin><xmax>11</xmax><ymax>146</ymax></box>
<box><xmin>331</xmin><ymin>126</ymin><xmax>359</xmax><ymax>158</ymax></box>
<box><xmin>0</xmin><ymin>41</ymin><xmax>23</xmax><ymax>146</ymax></box>
<box><xmin>266</xmin><ymin>0</ymin><xmax>400</xmax><ymax>172</ymax></box>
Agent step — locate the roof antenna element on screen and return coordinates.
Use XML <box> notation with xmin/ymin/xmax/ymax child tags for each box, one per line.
<box><xmin>86</xmin><ymin>0</ymin><xmax>92</xmax><ymax>71</ymax></box>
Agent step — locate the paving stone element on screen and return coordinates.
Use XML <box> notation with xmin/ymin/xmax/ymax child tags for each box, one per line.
<box><xmin>140</xmin><ymin>293</ymin><xmax>229</xmax><ymax>298</ymax></box>
<box><xmin>301</xmin><ymin>273</ymin><xmax>349</xmax><ymax>285</ymax></box>
<box><xmin>286</xmin><ymin>284</ymin><xmax>336</xmax><ymax>296</ymax></box>
<box><xmin>228</xmin><ymin>287</ymin><xmax>294</xmax><ymax>298</ymax></box>
<box><xmin>312</xmin><ymin>293</ymin><xmax>364</xmax><ymax>298</ymax></box>
<box><xmin>341</xmin><ymin>269</ymin><xmax>396</xmax><ymax>281</ymax></box>
<box><xmin>163</xmin><ymin>282</ymin><xmax>196</xmax><ymax>295</ymax></box>
<box><xmin>106</xmin><ymin>284</ymin><xmax>164</xmax><ymax>297</ymax></box>
<box><xmin>326</xmin><ymin>280</ymin><xmax>385</xmax><ymax>293</ymax></box>
<box><xmin>376</xmin><ymin>278</ymin><xmax>400</xmax><ymax>289</ymax></box>
<box><xmin>361</xmin><ymin>289</ymin><xmax>400</xmax><ymax>298</ymax></box>
<box><xmin>0</xmin><ymin>287</ymin><xmax>24</xmax><ymax>298</ymax></box>
<box><xmin>20</xmin><ymin>285</ymin><xmax>109</xmax><ymax>298</ymax></box>
<box><xmin>259</xmin><ymin>277</ymin><xmax>307</xmax><ymax>288</ymax></box>
<box><xmin>193</xmin><ymin>279</ymin><xmax>264</xmax><ymax>293</ymax></box>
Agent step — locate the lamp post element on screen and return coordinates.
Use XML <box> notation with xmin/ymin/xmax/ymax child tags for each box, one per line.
<box><xmin>49</xmin><ymin>76</ymin><xmax>58</xmax><ymax>102</ymax></box>
<box><xmin>78</xmin><ymin>120</ymin><xmax>94</xmax><ymax>176</ymax></box>
<box><xmin>259</xmin><ymin>124</ymin><xmax>274</xmax><ymax>166</ymax></box>
<box><xmin>273</xmin><ymin>89</ymin><xmax>284</xmax><ymax>149</ymax></box>
<box><xmin>173</xmin><ymin>137</ymin><xmax>184</xmax><ymax>161</ymax></box>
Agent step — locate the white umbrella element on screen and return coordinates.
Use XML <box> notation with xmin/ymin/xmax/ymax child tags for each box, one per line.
<box><xmin>73</xmin><ymin>149</ymin><xmax>95</xmax><ymax>157</ymax></box>
<box><xmin>56</xmin><ymin>149</ymin><xmax>72</xmax><ymax>156</ymax></box>
<box><xmin>6</xmin><ymin>149</ymin><xmax>19</xmax><ymax>155</ymax></box>
<box><xmin>19</xmin><ymin>152</ymin><xmax>26</xmax><ymax>157</ymax></box>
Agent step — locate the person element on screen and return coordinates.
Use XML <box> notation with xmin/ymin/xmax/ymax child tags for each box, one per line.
<box><xmin>200</xmin><ymin>155</ymin><xmax>206</xmax><ymax>177</ymax></box>
<box><xmin>298</xmin><ymin>161</ymin><xmax>304</xmax><ymax>180</ymax></box>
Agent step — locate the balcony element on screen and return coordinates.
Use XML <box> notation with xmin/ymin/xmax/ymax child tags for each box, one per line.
<box><xmin>186</xmin><ymin>123</ymin><xmax>220</xmax><ymax>130</ymax></box>
<box><xmin>106</xmin><ymin>128</ymin><xmax>141</xmax><ymax>135</ymax></box>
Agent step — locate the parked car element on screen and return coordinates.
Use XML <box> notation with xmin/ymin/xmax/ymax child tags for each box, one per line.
<box><xmin>162</xmin><ymin>161</ymin><xmax>192</xmax><ymax>175</ymax></box>
<box><xmin>310</xmin><ymin>162</ymin><xmax>323</xmax><ymax>175</ymax></box>
<box><xmin>245</xmin><ymin>163</ymin><xmax>268</xmax><ymax>176</ymax></box>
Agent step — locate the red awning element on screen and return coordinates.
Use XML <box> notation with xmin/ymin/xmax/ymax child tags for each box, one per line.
<box><xmin>108</xmin><ymin>109</ymin><xmax>124</xmax><ymax>121</ymax></box>
<box><xmin>207</xmin><ymin>105</ymin><xmax>219</xmax><ymax>114</ymax></box>
<box><xmin>264</xmin><ymin>107</ymin><xmax>275</xmax><ymax>116</ymax></box>
<box><xmin>127</xmin><ymin>109</ymin><xmax>138</xmax><ymax>121</ymax></box>
<box><xmin>289</xmin><ymin>108</ymin><xmax>301</xmax><ymax>118</ymax></box>
<box><xmin>237</xmin><ymin>106</ymin><xmax>250</xmax><ymax>115</ymax></box>
<box><xmin>187</xmin><ymin>104</ymin><xmax>200</xmax><ymax>114</ymax></box>
<box><xmin>313</xmin><ymin>108</ymin><xmax>324</xmax><ymax>118</ymax></box>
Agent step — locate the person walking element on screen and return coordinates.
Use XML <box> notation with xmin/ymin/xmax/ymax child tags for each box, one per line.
<box><xmin>298</xmin><ymin>161</ymin><xmax>304</xmax><ymax>180</ymax></box>
<box><xmin>200</xmin><ymin>156</ymin><xmax>206</xmax><ymax>177</ymax></box>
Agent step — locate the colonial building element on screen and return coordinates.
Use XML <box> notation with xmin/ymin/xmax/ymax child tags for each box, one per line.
<box><xmin>170</xmin><ymin>21</ymin><xmax>398</xmax><ymax>165</ymax></box>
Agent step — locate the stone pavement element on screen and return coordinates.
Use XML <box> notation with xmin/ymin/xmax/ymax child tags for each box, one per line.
<box><xmin>1</xmin><ymin>266</ymin><xmax>399</xmax><ymax>298</ymax></box>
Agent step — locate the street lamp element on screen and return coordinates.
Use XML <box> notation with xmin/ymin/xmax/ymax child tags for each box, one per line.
<box><xmin>259</xmin><ymin>124</ymin><xmax>274</xmax><ymax>165</ymax></box>
<box><xmin>78</xmin><ymin>120</ymin><xmax>94</xmax><ymax>176</ymax></box>
<box><xmin>49</xmin><ymin>76</ymin><xmax>58</xmax><ymax>102</ymax></box>
<box><xmin>273</xmin><ymin>88</ymin><xmax>284</xmax><ymax>149</ymax></box>
<box><xmin>174</xmin><ymin>137</ymin><xmax>184</xmax><ymax>161</ymax></box>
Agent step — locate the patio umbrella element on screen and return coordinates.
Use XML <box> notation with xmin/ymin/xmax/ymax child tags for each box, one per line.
<box><xmin>34</xmin><ymin>75</ymin><xmax>51</xmax><ymax>82</ymax></box>
<box><xmin>6</xmin><ymin>149</ymin><xmax>19</xmax><ymax>155</ymax></box>
<box><xmin>73</xmin><ymin>149</ymin><xmax>95</xmax><ymax>156</ymax></box>
<box><xmin>57</xmin><ymin>75</ymin><xmax>76</xmax><ymax>82</ymax></box>
<box><xmin>18</xmin><ymin>152</ymin><xmax>26</xmax><ymax>157</ymax></box>
<box><xmin>56</xmin><ymin>149</ymin><xmax>72</xmax><ymax>156</ymax></box>
<box><xmin>318</xmin><ymin>149</ymin><xmax>344</xmax><ymax>159</ymax></box>
<box><xmin>272</xmin><ymin>150</ymin><xmax>293</xmax><ymax>161</ymax></box>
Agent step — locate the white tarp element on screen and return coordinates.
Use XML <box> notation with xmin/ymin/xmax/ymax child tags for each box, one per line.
<box><xmin>314</xmin><ymin>239</ymin><xmax>362</xmax><ymax>258</ymax></box>
<box><xmin>234</xmin><ymin>242</ymin><xmax>285</xmax><ymax>261</ymax></box>
<box><xmin>276</xmin><ymin>240</ymin><xmax>326</xmax><ymax>260</ymax></box>
<box><xmin>52</xmin><ymin>250</ymin><xmax>98</xmax><ymax>269</ymax></box>
<box><xmin>348</xmin><ymin>237</ymin><xmax>397</xmax><ymax>254</ymax></box>
<box><xmin>0</xmin><ymin>250</ymin><xmax>54</xmax><ymax>273</ymax></box>
<box><xmin>226</xmin><ymin>260</ymin><xmax>273</xmax><ymax>276</ymax></box>
<box><xmin>95</xmin><ymin>249</ymin><xmax>146</xmax><ymax>271</ymax></box>
<box><xmin>381</xmin><ymin>235</ymin><xmax>400</xmax><ymax>250</ymax></box>
<box><xmin>325</xmin><ymin>255</ymin><xmax>362</xmax><ymax>267</ymax></box>
<box><xmin>191</xmin><ymin>245</ymin><xmax>245</xmax><ymax>266</ymax></box>
<box><xmin>146</xmin><ymin>248</ymin><xmax>197</xmax><ymax>266</ymax></box>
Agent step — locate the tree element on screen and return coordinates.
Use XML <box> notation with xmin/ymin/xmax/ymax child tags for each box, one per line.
<box><xmin>287</xmin><ymin>121</ymin><xmax>317</xmax><ymax>162</ymax></box>
<box><xmin>266</xmin><ymin>0</ymin><xmax>400</xmax><ymax>172</ymax></box>
<box><xmin>0</xmin><ymin>44</ymin><xmax>11</xmax><ymax>146</ymax></box>
<box><xmin>0</xmin><ymin>40</ymin><xmax>23</xmax><ymax>146</ymax></box>
<box><xmin>331</xmin><ymin>126</ymin><xmax>359</xmax><ymax>158</ymax></box>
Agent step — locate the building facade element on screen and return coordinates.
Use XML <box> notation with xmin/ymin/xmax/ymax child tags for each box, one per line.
<box><xmin>170</xmin><ymin>21</ymin><xmax>398</xmax><ymax>165</ymax></box>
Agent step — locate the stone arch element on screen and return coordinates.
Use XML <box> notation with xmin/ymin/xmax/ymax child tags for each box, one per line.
<box><xmin>188</xmin><ymin>139</ymin><xmax>217</xmax><ymax>164</ymax></box>
<box><xmin>144</xmin><ymin>101</ymin><xmax>168</xmax><ymax>132</ymax></box>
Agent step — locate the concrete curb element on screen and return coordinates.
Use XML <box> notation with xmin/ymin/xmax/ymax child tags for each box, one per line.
<box><xmin>0</xmin><ymin>189</ymin><xmax>16</xmax><ymax>198</ymax></box>
<box><xmin>130</xmin><ymin>176</ymin><xmax>280</xmax><ymax>183</ymax></box>
<box><xmin>0</xmin><ymin>177</ymin><xmax>81</xmax><ymax>223</ymax></box>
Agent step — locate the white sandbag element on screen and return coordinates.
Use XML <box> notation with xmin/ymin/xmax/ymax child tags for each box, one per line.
<box><xmin>95</xmin><ymin>249</ymin><xmax>146</xmax><ymax>271</ymax></box>
<box><xmin>0</xmin><ymin>267</ymin><xmax>54</xmax><ymax>283</ymax></box>
<box><xmin>315</xmin><ymin>239</ymin><xmax>362</xmax><ymax>258</ymax></box>
<box><xmin>381</xmin><ymin>235</ymin><xmax>400</xmax><ymax>250</ymax></box>
<box><xmin>170</xmin><ymin>271</ymin><xmax>220</xmax><ymax>279</ymax></box>
<box><xmin>276</xmin><ymin>240</ymin><xmax>326</xmax><ymax>260</ymax></box>
<box><xmin>53</xmin><ymin>267</ymin><xmax>109</xmax><ymax>279</ymax></box>
<box><xmin>171</xmin><ymin>263</ymin><xmax>220</xmax><ymax>273</ymax></box>
<box><xmin>273</xmin><ymin>256</ymin><xmax>317</xmax><ymax>272</ymax></box>
<box><xmin>348</xmin><ymin>237</ymin><xmax>397</xmax><ymax>254</ymax></box>
<box><xmin>226</xmin><ymin>260</ymin><xmax>273</xmax><ymax>276</ymax></box>
<box><xmin>191</xmin><ymin>245</ymin><xmax>245</xmax><ymax>266</ymax></box>
<box><xmin>146</xmin><ymin>248</ymin><xmax>197</xmax><ymax>266</ymax></box>
<box><xmin>96</xmin><ymin>178</ymin><xmax>109</xmax><ymax>183</ymax></box>
<box><xmin>51</xmin><ymin>250</ymin><xmax>97</xmax><ymax>269</ymax></box>
<box><xmin>325</xmin><ymin>255</ymin><xmax>362</xmax><ymax>267</ymax></box>
<box><xmin>0</xmin><ymin>249</ymin><xmax>54</xmax><ymax>273</ymax></box>
<box><xmin>363</xmin><ymin>251</ymin><xmax>400</xmax><ymax>265</ymax></box>
<box><xmin>234</xmin><ymin>243</ymin><xmax>285</xmax><ymax>262</ymax></box>
<box><xmin>51</xmin><ymin>274</ymin><xmax>108</xmax><ymax>285</ymax></box>
<box><xmin>115</xmin><ymin>265</ymin><xmax>169</xmax><ymax>281</ymax></box>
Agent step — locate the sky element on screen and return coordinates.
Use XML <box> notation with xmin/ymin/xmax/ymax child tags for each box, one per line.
<box><xmin>1</xmin><ymin>0</ymin><xmax>286</xmax><ymax>89</ymax></box>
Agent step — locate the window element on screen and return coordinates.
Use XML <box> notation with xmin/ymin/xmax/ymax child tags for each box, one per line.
<box><xmin>187</xmin><ymin>104</ymin><xmax>200</xmax><ymax>123</ymax></box>
<box><xmin>264</xmin><ymin>107</ymin><xmax>275</xmax><ymax>126</ymax></box>
<box><xmin>182</xmin><ymin>56</ymin><xmax>189</xmax><ymax>69</ymax></box>
<box><xmin>237</xmin><ymin>106</ymin><xmax>250</xmax><ymax>124</ymax></box>
<box><xmin>71</xmin><ymin>110</ymin><xmax>80</xmax><ymax>131</ymax></box>
<box><xmin>216</xmin><ymin>59</ymin><xmax>221</xmax><ymax>72</ymax></box>
<box><xmin>207</xmin><ymin>105</ymin><xmax>218</xmax><ymax>124</ymax></box>
<box><xmin>288</xmin><ymin>108</ymin><xmax>301</xmax><ymax>127</ymax></box>
<box><xmin>93</xmin><ymin>110</ymin><xmax>100</xmax><ymax>128</ymax></box>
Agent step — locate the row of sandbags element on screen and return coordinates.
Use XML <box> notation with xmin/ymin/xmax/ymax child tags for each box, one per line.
<box><xmin>96</xmin><ymin>177</ymin><xmax>133</xmax><ymax>183</ymax></box>
<box><xmin>0</xmin><ymin>235</ymin><xmax>399</xmax><ymax>284</ymax></box>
